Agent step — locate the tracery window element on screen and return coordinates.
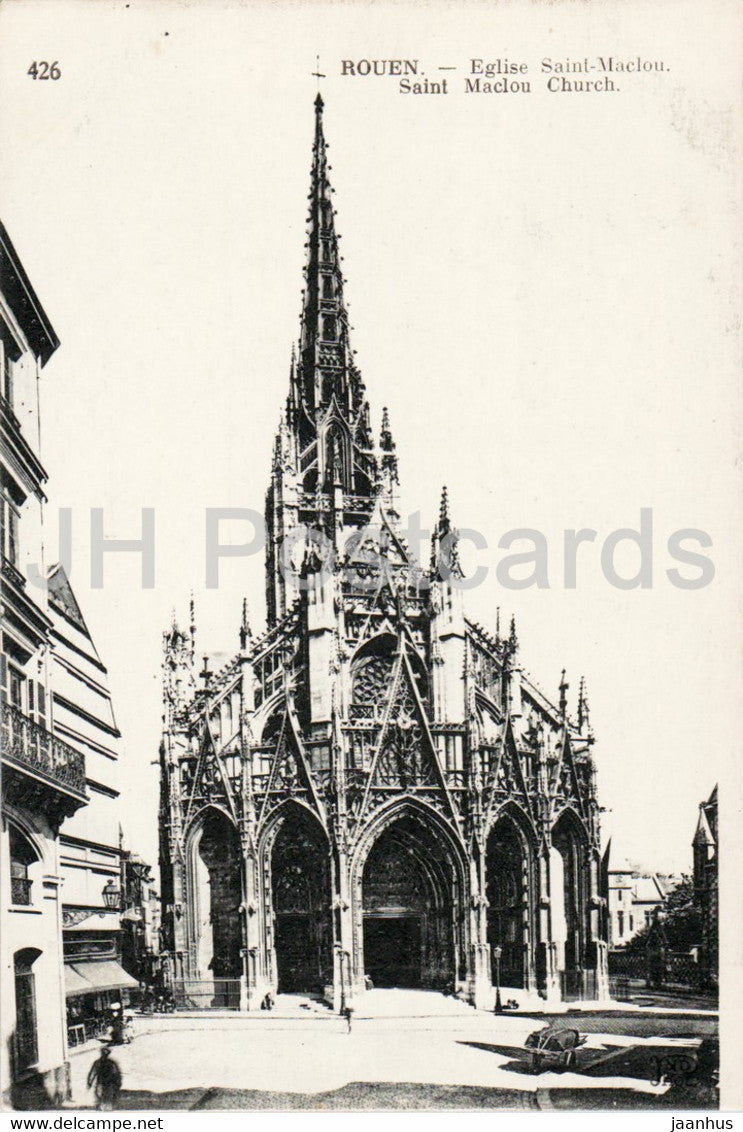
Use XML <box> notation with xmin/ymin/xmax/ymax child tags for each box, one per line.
<box><xmin>351</xmin><ymin>655</ymin><xmax>394</xmax><ymax>720</ymax></box>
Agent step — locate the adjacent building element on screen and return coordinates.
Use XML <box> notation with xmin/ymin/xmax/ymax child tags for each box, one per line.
<box><xmin>47</xmin><ymin>564</ymin><xmax>137</xmax><ymax>1045</ymax></box>
<box><xmin>605</xmin><ymin>851</ymin><xmax>670</xmax><ymax>947</ymax></box>
<box><xmin>159</xmin><ymin>97</ymin><xmax>609</xmax><ymax>1013</ymax></box>
<box><xmin>693</xmin><ymin>784</ymin><xmax>718</xmax><ymax>986</ymax></box>
<box><xmin>1</xmin><ymin>222</ymin><xmax>86</xmax><ymax>1102</ymax></box>
<box><xmin>1</xmin><ymin>222</ymin><xmax>137</xmax><ymax>1104</ymax></box>
<box><xmin>120</xmin><ymin>849</ymin><xmax>160</xmax><ymax>986</ymax></box>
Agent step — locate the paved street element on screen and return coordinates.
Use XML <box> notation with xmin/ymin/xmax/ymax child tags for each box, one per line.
<box><xmin>65</xmin><ymin>993</ymin><xmax>719</xmax><ymax>1112</ymax></box>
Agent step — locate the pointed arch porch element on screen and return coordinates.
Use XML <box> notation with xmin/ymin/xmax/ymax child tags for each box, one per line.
<box><xmin>484</xmin><ymin>801</ymin><xmax>540</xmax><ymax>993</ymax></box>
<box><xmin>551</xmin><ymin>805</ymin><xmax>591</xmax><ymax>997</ymax></box>
<box><xmin>349</xmin><ymin>797</ymin><xmax>470</xmax><ymax>997</ymax></box>
<box><xmin>257</xmin><ymin>799</ymin><xmax>333</xmax><ymax>997</ymax></box>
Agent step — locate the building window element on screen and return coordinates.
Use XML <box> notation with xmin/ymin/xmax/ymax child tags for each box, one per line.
<box><xmin>9</xmin><ymin>666</ymin><xmax>25</xmax><ymax>712</ymax></box>
<box><xmin>617</xmin><ymin>889</ymin><xmax>623</xmax><ymax>902</ymax></box>
<box><xmin>617</xmin><ymin>911</ymin><xmax>624</xmax><ymax>937</ymax></box>
<box><xmin>629</xmin><ymin>915</ymin><xmax>634</xmax><ymax>932</ymax></box>
<box><xmin>36</xmin><ymin>681</ymin><xmax>46</xmax><ymax>725</ymax></box>
<box><xmin>1</xmin><ymin>341</ymin><xmax>14</xmax><ymax>406</ymax></box>
<box><xmin>323</xmin><ymin>316</ymin><xmax>336</xmax><ymax>341</ymax></box>
<box><xmin>13</xmin><ymin>949</ymin><xmax>40</xmax><ymax>1078</ymax></box>
<box><xmin>9</xmin><ymin>825</ymin><xmax>37</xmax><ymax>906</ymax></box>
<box><xmin>1</xmin><ymin>492</ymin><xmax>20</xmax><ymax>566</ymax></box>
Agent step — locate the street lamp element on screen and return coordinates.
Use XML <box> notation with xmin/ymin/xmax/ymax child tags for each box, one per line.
<box><xmin>102</xmin><ymin>879</ymin><xmax>121</xmax><ymax>911</ymax></box>
<box><xmin>493</xmin><ymin>945</ymin><xmax>503</xmax><ymax>1014</ymax></box>
<box><xmin>335</xmin><ymin>943</ymin><xmax>348</xmax><ymax>1014</ymax></box>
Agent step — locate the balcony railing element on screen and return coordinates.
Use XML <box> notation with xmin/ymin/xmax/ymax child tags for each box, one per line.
<box><xmin>2</xmin><ymin>701</ymin><xmax>86</xmax><ymax>795</ymax></box>
<box><xmin>1</xmin><ymin>555</ymin><xmax>26</xmax><ymax>589</ymax></box>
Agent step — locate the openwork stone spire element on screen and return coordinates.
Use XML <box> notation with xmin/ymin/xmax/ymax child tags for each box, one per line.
<box><xmin>296</xmin><ymin>95</ymin><xmax>362</xmax><ymax>430</ymax></box>
<box><xmin>265</xmin><ymin>98</ymin><xmax>382</xmax><ymax>623</ymax></box>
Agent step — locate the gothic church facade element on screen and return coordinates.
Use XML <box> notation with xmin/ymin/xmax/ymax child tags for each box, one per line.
<box><xmin>159</xmin><ymin>96</ymin><xmax>608</xmax><ymax>1011</ymax></box>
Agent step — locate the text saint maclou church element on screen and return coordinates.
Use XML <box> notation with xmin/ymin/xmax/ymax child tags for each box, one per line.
<box><xmin>340</xmin><ymin>57</ymin><xmax>667</xmax><ymax>95</ymax></box>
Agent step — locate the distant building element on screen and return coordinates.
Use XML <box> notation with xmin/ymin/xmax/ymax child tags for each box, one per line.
<box><xmin>121</xmin><ymin>849</ymin><xmax>160</xmax><ymax>985</ymax></box>
<box><xmin>692</xmin><ymin>785</ymin><xmax>718</xmax><ymax>985</ymax></box>
<box><xmin>604</xmin><ymin>845</ymin><xmax>671</xmax><ymax>947</ymax></box>
<box><xmin>1</xmin><ymin>222</ymin><xmax>86</xmax><ymax>1103</ymax></box>
<box><xmin>47</xmin><ymin>564</ymin><xmax>137</xmax><ymax>1044</ymax></box>
<box><xmin>631</xmin><ymin>874</ymin><xmax>671</xmax><ymax>935</ymax></box>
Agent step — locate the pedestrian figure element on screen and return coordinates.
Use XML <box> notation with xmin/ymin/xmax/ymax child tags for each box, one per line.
<box><xmin>343</xmin><ymin>1005</ymin><xmax>354</xmax><ymax>1033</ymax></box>
<box><xmin>87</xmin><ymin>1047</ymin><xmax>122</xmax><ymax>1111</ymax></box>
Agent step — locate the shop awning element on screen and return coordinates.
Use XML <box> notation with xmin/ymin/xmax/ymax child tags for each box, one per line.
<box><xmin>65</xmin><ymin>960</ymin><xmax>139</xmax><ymax>997</ymax></box>
<box><xmin>64</xmin><ymin>964</ymin><xmax>91</xmax><ymax>996</ymax></box>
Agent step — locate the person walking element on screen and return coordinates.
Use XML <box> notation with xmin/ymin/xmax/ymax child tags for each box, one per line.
<box><xmin>87</xmin><ymin>1047</ymin><xmax>122</xmax><ymax>1110</ymax></box>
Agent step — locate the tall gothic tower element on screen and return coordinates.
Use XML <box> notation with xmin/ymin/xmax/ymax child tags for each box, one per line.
<box><xmin>159</xmin><ymin>97</ymin><xmax>608</xmax><ymax>1012</ymax></box>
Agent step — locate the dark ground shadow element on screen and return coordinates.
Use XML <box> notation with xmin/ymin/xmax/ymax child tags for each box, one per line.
<box><xmin>547</xmin><ymin>1083</ymin><xmax>718</xmax><ymax>1111</ymax></box>
<box><xmin>115</xmin><ymin>1083</ymin><xmax>540</xmax><ymax>1110</ymax></box>
<box><xmin>456</xmin><ymin>1041</ymin><xmax>537</xmax><ymax>1075</ymax></box>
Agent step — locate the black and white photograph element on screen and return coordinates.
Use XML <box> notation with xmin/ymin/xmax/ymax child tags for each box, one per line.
<box><xmin>0</xmin><ymin>0</ymin><xmax>740</xmax><ymax>1120</ymax></box>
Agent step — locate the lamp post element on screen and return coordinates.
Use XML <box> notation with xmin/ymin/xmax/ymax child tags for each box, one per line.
<box><xmin>335</xmin><ymin>943</ymin><xmax>346</xmax><ymax>1015</ymax></box>
<box><xmin>102</xmin><ymin>879</ymin><xmax>121</xmax><ymax>911</ymax></box>
<box><xmin>493</xmin><ymin>945</ymin><xmax>503</xmax><ymax>1014</ymax></box>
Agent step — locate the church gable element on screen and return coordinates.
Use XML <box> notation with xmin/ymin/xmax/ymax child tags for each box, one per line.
<box><xmin>484</xmin><ymin>719</ymin><xmax>534</xmax><ymax>822</ymax></box>
<box><xmin>357</xmin><ymin>642</ymin><xmax>457</xmax><ymax>823</ymax></box>
<box><xmin>183</xmin><ymin>724</ymin><xmax>237</xmax><ymax>824</ymax></box>
<box><xmin>552</xmin><ymin>734</ymin><xmax>587</xmax><ymax>818</ymax></box>
<box><xmin>258</xmin><ymin>704</ymin><xmax>325</xmax><ymax>824</ymax></box>
<box><xmin>343</xmin><ymin>502</ymin><xmax>414</xmax><ymax>591</ymax></box>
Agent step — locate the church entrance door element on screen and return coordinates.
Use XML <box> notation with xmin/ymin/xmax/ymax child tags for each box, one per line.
<box><xmin>271</xmin><ymin>807</ymin><xmax>332</xmax><ymax>995</ymax></box>
<box><xmin>363</xmin><ymin>913</ymin><xmax>422</xmax><ymax>988</ymax></box>
<box><xmin>361</xmin><ymin>813</ymin><xmax>455</xmax><ymax>991</ymax></box>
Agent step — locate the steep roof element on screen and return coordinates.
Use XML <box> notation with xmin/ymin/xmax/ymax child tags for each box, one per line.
<box><xmin>633</xmin><ymin>874</ymin><xmax>666</xmax><ymax>903</ymax></box>
<box><xmin>48</xmin><ymin>563</ymin><xmax>90</xmax><ymax>636</ymax></box>
<box><xmin>0</xmin><ymin>221</ymin><xmax>59</xmax><ymax>364</ymax></box>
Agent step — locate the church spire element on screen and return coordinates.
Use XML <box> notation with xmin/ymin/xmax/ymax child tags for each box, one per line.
<box><xmin>559</xmin><ymin>667</ymin><xmax>569</xmax><ymax>719</ymax></box>
<box><xmin>379</xmin><ymin>405</ymin><xmax>400</xmax><ymax>517</ymax></box>
<box><xmin>297</xmin><ymin>93</ymin><xmax>355</xmax><ymax>417</ymax></box>
<box><xmin>264</xmin><ymin>99</ymin><xmax>387</xmax><ymax>624</ymax></box>
<box><xmin>577</xmin><ymin>675</ymin><xmax>592</xmax><ymax>736</ymax></box>
<box><xmin>239</xmin><ymin>598</ymin><xmax>252</xmax><ymax>652</ymax></box>
<box><xmin>431</xmin><ymin>485</ymin><xmax>462</xmax><ymax>580</ymax></box>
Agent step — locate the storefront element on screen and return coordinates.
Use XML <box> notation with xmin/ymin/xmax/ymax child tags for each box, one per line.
<box><xmin>63</xmin><ymin>918</ymin><xmax>139</xmax><ymax>1046</ymax></box>
<box><xmin>65</xmin><ymin>957</ymin><xmax>139</xmax><ymax>1045</ymax></box>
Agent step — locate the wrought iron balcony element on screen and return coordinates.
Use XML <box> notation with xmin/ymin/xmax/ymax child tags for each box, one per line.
<box><xmin>1</xmin><ymin>701</ymin><xmax>87</xmax><ymax>796</ymax></box>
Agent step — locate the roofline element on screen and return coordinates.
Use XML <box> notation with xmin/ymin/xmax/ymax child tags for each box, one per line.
<box><xmin>0</xmin><ymin>220</ymin><xmax>60</xmax><ymax>365</ymax></box>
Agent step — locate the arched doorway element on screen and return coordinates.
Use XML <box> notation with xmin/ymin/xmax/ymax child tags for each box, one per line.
<box><xmin>190</xmin><ymin>809</ymin><xmax>242</xmax><ymax>984</ymax></box>
<box><xmin>485</xmin><ymin>811</ymin><xmax>535</xmax><ymax>989</ymax></box>
<box><xmin>270</xmin><ymin>807</ymin><xmax>332</xmax><ymax>994</ymax></box>
<box><xmin>361</xmin><ymin>812</ymin><xmax>456</xmax><ymax>990</ymax></box>
<box><xmin>552</xmin><ymin>809</ymin><xmax>588</xmax><ymax>996</ymax></box>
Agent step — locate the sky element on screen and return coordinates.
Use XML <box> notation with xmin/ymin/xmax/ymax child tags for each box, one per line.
<box><xmin>0</xmin><ymin>0</ymin><xmax>740</xmax><ymax>877</ymax></box>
